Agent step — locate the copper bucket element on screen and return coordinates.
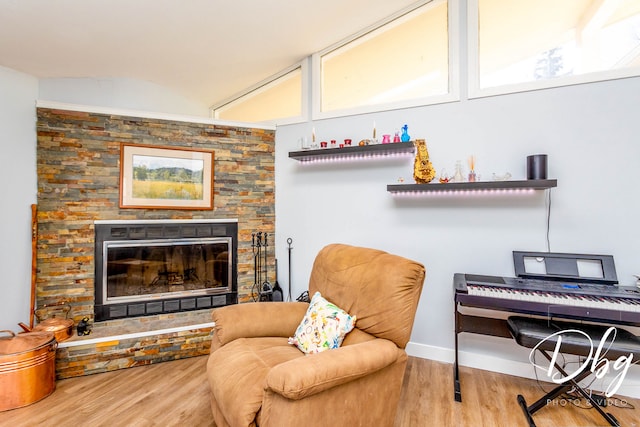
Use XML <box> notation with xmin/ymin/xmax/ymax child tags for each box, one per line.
<box><xmin>0</xmin><ymin>330</ymin><xmax>57</xmax><ymax>411</ymax></box>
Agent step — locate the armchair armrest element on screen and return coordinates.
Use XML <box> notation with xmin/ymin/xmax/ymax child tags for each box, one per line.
<box><xmin>212</xmin><ymin>302</ymin><xmax>309</xmax><ymax>347</ymax></box>
<box><xmin>266</xmin><ymin>338</ymin><xmax>402</xmax><ymax>400</ymax></box>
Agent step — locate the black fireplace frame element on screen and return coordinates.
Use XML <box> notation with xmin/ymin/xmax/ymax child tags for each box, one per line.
<box><xmin>94</xmin><ymin>220</ymin><xmax>238</xmax><ymax>322</ymax></box>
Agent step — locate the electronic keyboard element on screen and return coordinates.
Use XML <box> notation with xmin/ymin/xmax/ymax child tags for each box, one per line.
<box><xmin>455</xmin><ymin>273</ymin><xmax>640</xmax><ymax>325</ymax></box>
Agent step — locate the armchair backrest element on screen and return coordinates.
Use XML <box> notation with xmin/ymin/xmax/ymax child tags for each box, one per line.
<box><xmin>308</xmin><ymin>244</ymin><xmax>425</xmax><ymax>349</ymax></box>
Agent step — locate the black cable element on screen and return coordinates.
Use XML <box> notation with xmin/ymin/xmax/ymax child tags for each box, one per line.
<box><xmin>545</xmin><ymin>189</ymin><xmax>552</xmax><ymax>252</ymax></box>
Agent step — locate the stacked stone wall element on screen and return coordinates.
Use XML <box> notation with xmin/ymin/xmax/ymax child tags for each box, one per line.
<box><xmin>36</xmin><ymin>107</ymin><xmax>275</xmax><ymax>377</ymax></box>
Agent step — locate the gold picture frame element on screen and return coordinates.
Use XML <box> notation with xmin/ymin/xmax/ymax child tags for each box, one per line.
<box><xmin>119</xmin><ymin>143</ymin><xmax>214</xmax><ymax>210</ymax></box>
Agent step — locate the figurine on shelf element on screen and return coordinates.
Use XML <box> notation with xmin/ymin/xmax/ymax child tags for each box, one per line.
<box><xmin>439</xmin><ymin>169</ymin><xmax>450</xmax><ymax>183</ymax></box>
<box><xmin>400</xmin><ymin>124</ymin><xmax>410</xmax><ymax>142</ymax></box>
<box><xmin>491</xmin><ymin>172</ymin><xmax>512</xmax><ymax>181</ymax></box>
<box><xmin>413</xmin><ymin>139</ymin><xmax>436</xmax><ymax>184</ymax></box>
<box><xmin>77</xmin><ymin>317</ymin><xmax>91</xmax><ymax>336</ymax></box>
<box><xmin>393</xmin><ymin>131</ymin><xmax>401</xmax><ymax>143</ymax></box>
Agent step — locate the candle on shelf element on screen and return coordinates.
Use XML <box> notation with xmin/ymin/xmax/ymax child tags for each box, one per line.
<box><xmin>373</xmin><ymin>121</ymin><xmax>376</xmax><ymax>140</ymax></box>
<box><xmin>468</xmin><ymin>155</ymin><xmax>476</xmax><ymax>182</ymax></box>
<box><xmin>312</xmin><ymin>127</ymin><xmax>315</xmax><ymax>143</ymax></box>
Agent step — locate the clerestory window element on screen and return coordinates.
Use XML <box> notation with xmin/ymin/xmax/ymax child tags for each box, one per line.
<box><xmin>314</xmin><ymin>0</ymin><xmax>456</xmax><ymax>118</ymax></box>
<box><xmin>211</xmin><ymin>64</ymin><xmax>305</xmax><ymax>125</ymax></box>
<box><xmin>469</xmin><ymin>0</ymin><xmax>640</xmax><ymax>97</ymax></box>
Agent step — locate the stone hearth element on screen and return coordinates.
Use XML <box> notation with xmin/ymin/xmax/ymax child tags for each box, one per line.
<box><xmin>56</xmin><ymin>310</ymin><xmax>214</xmax><ymax>379</ymax></box>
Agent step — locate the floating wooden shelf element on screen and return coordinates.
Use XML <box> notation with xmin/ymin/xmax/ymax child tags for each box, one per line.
<box><xmin>387</xmin><ymin>179</ymin><xmax>557</xmax><ymax>194</ymax></box>
<box><xmin>289</xmin><ymin>141</ymin><xmax>415</xmax><ymax>162</ymax></box>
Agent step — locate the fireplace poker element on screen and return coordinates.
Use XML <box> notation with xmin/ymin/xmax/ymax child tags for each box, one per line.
<box><xmin>256</xmin><ymin>232</ymin><xmax>262</xmax><ymax>289</ymax></box>
<box><xmin>263</xmin><ymin>233</ymin><xmax>270</xmax><ymax>288</ymax></box>
<box><xmin>252</xmin><ymin>232</ymin><xmax>259</xmax><ymax>301</ymax></box>
<box><xmin>260</xmin><ymin>233</ymin><xmax>272</xmax><ymax>301</ymax></box>
<box><xmin>263</xmin><ymin>232</ymin><xmax>268</xmax><ymax>284</ymax></box>
<box><xmin>287</xmin><ymin>238</ymin><xmax>293</xmax><ymax>302</ymax></box>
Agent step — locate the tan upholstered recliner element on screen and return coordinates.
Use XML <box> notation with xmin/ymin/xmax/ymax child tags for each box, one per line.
<box><xmin>206</xmin><ymin>243</ymin><xmax>426</xmax><ymax>427</ymax></box>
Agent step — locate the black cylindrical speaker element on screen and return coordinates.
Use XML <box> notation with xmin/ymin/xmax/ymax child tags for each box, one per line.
<box><xmin>527</xmin><ymin>154</ymin><xmax>547</xmax><ymax>180</ymax></box>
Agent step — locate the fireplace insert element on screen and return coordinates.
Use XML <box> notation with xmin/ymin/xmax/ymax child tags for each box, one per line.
<box><xmin>94</xmin><ymin>220</ymin><xmax>237</xmax><ymax>321</ymax></box>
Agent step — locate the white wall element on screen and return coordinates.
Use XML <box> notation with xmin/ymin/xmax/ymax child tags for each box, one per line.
<box><xmin>0</xmin><ymin>66</ymin><xmax>38</xmax><ymax>331</ymax></box>
<box><xmin>39</xmin><ymin>77</ymin><xmax>210</xmax><ymax>117</ymax></box>
<box><xmin>275</xmin><ymin>76</ymin><xmax>640</xmax><ymax>396</ymax></box>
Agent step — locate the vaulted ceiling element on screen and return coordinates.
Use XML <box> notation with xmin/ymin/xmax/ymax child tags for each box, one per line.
<box><xmin>0</xmin><ymin>0</ymin><xmax>419</xmax><ymax>108</ymax></box>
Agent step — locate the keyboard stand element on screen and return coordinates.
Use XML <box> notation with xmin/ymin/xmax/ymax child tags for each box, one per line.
<box><xmin>453</xmin><ymin>303</ymin><xmax>511</xmax><ymax>402</ymax></box>
<box><xmin>507</xmin><ymin>316</ymin><xmax>640</xmax><ymax>427</ymax></box>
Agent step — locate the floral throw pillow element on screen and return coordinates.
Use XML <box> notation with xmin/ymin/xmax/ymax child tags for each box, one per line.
<box><xmin>288</xmin><ymin>291</ymin><xmax>357</xmax><ymax>354</ymax></box>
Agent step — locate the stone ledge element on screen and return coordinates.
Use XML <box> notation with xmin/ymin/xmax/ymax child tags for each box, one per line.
<box><xmin>59</xmin><ymin>321</ymin><xmax>215</xmax><ymax>348</ymax></box>
<box><xmin>56</xmin><ymin>325</ymin><xmax>214</xmax><ymax>379</ymax></box>
<box><xmin>60</xmin><ymin>309</ymin><xmax>215</xmax><ymax>343</ymax></box>
<box><xmin>55</xmin><ymin>309</ymin><xmax>216</xmax><ymax>378</ymax></box>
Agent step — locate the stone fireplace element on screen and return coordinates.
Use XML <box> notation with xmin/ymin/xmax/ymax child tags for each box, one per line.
<box><xmin>36</xmin><ymin>105</ymin><xmax>275</xmax><ymax>378</ymax></box>
<box><xmin>94</xmin><ymin>219</ymin><xmax>238</xmax><ymax>321</ymax></box>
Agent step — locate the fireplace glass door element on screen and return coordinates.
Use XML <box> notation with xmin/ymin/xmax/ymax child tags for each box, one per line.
<box><xmin>103</xmin><ymin>237</ymin><xmax>232</xmax><ymax>304</ymax></box>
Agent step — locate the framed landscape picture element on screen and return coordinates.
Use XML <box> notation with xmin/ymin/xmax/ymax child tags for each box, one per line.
<box><xmin>119</xmin><ymin>144</ymin><xmax>214</xmax><ymax>210</ymax></box>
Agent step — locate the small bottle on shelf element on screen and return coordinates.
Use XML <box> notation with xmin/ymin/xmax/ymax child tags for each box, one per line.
<box><xmin>453</xmin><ymin>161</ymin><xmax>465</xmax><ymax>182</ymax></box>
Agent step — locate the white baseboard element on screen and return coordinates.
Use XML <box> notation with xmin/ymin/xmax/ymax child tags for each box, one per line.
<box><xmin>406</xmin><ymin>341</ymin><xmax>640</xmax><ymax>400</ymax></box>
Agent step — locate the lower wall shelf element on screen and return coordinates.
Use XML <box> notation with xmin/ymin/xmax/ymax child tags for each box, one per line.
<box><xmin>387</xmin><ymin>179</ymin><xmax>557</xmax><ymax>194</ymax></box>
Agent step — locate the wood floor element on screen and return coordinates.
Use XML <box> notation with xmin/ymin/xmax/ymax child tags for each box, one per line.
<box><xmin>1</xmin><ymin>356</ymin><xmax>638</xmax><ymax>427</ymax></box>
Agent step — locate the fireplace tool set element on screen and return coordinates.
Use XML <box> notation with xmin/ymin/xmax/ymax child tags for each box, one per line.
<box><xmin>252</xmin><ymin>232</ymin><xmax>285</xmax><ymax>302</ymax></box>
